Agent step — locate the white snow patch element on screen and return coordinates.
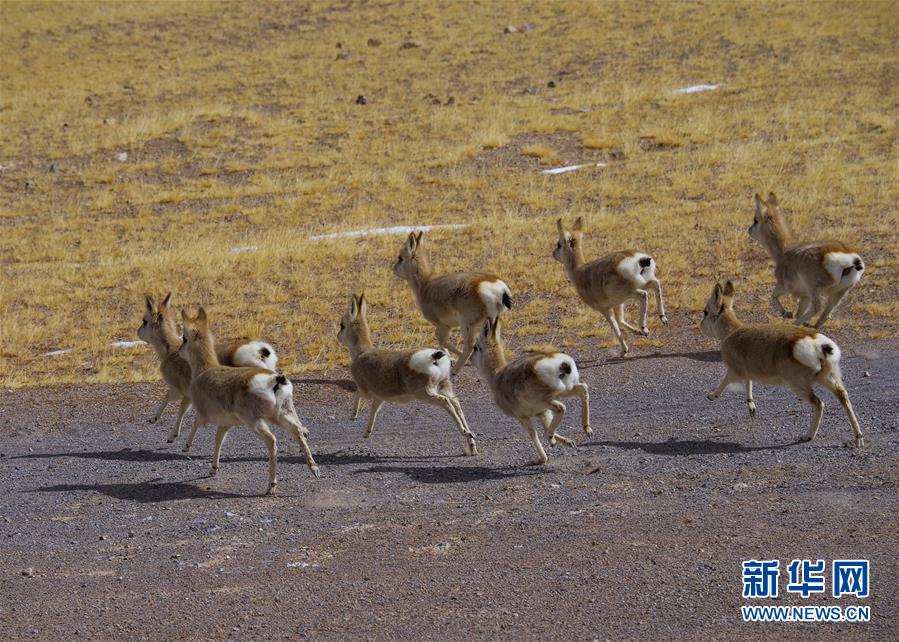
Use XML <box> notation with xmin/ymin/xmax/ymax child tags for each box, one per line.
<box><xmin>541</xmin><ymin>162</ymin><xmax>606</xmax><ymax>175</ymax></box>
<box><xmin>230</xmin><ymin>246</ymin><xmax>257</xmax><ymax>253</ymax></box>
<box><xmin>111</xmin><ymin>340</ymin><xmax>146</xmax><ymax>348</ymax></box>
<box><xmin>310</xmin><ymin>224</ymin><xmax>468</xmax><ymax>241</ymax></box>
<box><xmin>43</xmin><ymin>349</ymin><xmax>74</xmax><ymax>356</ymax></box>
<box><xmin>674</xmin><ymin>84</ymin><xmax>725</xmax><ymax>94</ymax></box>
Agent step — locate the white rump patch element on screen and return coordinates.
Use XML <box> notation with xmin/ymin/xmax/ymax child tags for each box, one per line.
<box><xmin>408</xmin><ymin>348</ymin><xmax>451</xmax><ymax>380</ymax></box>
<box><xmin>615</xmin><ymin>253</ymin><xmax>654</xmax><ymax>286</ymax></box>
<box><xmin>541</xmin><ymin>162</ymin><xmax>607</xmax><ymax>176</ymax></box>
<box><xmin>674</xmin><ymin>84</ymin><xmax>725</xmax><ymax>94</ymax></box>
<box><xmin>823</xmin><ymin>252</ymin><xmax>863</xmax><ymax>288</ymax></box>
<box><xmin>309</xmin><ymin>224</ymin><xmax>468</xmax><ymax>241</ymax></box>
<box><xmin>533</xmin><ymin>353</ymin><xmax>579</xmax><ymax>394</ymax></box>
<box><xmin>247</xmin><ymin>372</ymin><xmax>279</xmax><ymax>405</ymax></box>
<box><xmin>233</xmin><ymin>341</ymin><xmax>279</xmax><ymax>370</ymax></box>
<box><xmin>792</xmin><ymin>335</ymin><xmax>840</xmax><ymax>373</ymax></box>
<box><xmin>477</xmin><ymin>280</ymin><xmax>512</xmax><ymax>321</ymax></box>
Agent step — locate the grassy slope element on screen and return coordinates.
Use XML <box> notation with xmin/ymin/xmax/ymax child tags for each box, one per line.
<box><xmin>0</xmin><ymin>0</ymin><xmax>896</xmax><ymax>387</ymax></box>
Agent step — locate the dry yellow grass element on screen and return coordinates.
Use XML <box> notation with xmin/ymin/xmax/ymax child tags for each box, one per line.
<box><xmin>0</xmin><ymin>0</ymin><xmax>896</xmax><ymax>388</ymax></box>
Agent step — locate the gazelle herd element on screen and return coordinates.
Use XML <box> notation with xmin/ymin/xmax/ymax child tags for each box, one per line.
<box><xmin>140</xmin><ymin>193</ymin><xmax>867</xmax><ymax>493</ymax></box>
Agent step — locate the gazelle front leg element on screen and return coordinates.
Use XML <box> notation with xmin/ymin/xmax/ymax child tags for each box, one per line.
<box><xmin>648</xmin><ymin>278</ymin><xmax>668</xmax><ymax>325</ymax></box>
<box><xmin>426</xmin><ymin>391</ymin><xmax>478</xmax><ymax>456</ymax></box>
<box><xmin>601</xmin><ymin>309</ymin><xmax>629</xmax><ymax>357</ymax></box>
<box><xmin>451</xmin><ymin>322</ymin><xmax>478</xmax><ymax>375</ymax></box>
<box><xmin>435</xmin><ymin>324</ymin><xmax>463</xmax><ymax>358</ymax></box>
<box><xmin>350</xmin><ymin>392</ymin><xmax>363</xmax><ymax>420</ymax></box>
<box><xmin>771</xmin><ymin>283</ymin><xmax>792</xmax><ymax>319</ymax></box>
<box><xmin>542</xmin><ymin>401</ymin><xmax>575</xmax><ymax>449</ymax></box>
<box><xmin>184</xmin><ymin>414</ymin><xmax>205</xmax><ymax>453</ymax></box>
<box><xmin>166</xmin><ymin>396</ymin><xmax>192</xmax><ymax>442</ymax></box>
<box><xmin>795</xmin><ymin>289</ymin><xmax>820</xmax><ymax>326</ymax></box>
<box><xmin>364</xmin><ymin>399</ymin><xmax>383</xmax><ymax>438</ymax></box>
<box><xmin>814</xmin><ymin>289</ymin><xmax>849</xmax><ymax>329</ymax></box>
<box><xmin>251</xmin><ymin>420</ymin><xmax>278</xmax><ymax>495</ymax></box>
<box><xmin>707</xmin><ymin>372</ymin><xmax>734</xmax><ymax>401</ymax></box>
<box><xmin>209</xmin><ymin>422</ymin><xmax>231</xmax><ymax>476</ymax></box>
<box><xmin>745</xmin><ymin>380</ymin><xmax>756</xmax><ymax>417</ymax></box>
<box><xmin>148</xmin><ymin>388</ymin><xmax>178</xmax><ymax>424</ymax></box>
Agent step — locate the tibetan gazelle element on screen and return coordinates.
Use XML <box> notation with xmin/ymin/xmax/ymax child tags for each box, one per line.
<box><xmin>394</xmin><ymin>231</ymin><xmax>512</xmax><ymax>375</ymax></box>
<box><xmin>700</xmin><ymin>281</ymin><xmax>864</xmax><ymax>448</ymax></box>
<box><xmin>472</xmin><ymin>319</ymin><xmax>591</xmax><ymax>465</ymax></box>
<box><xmin>179</xmin><ymin>307</ymin><xmax>319</xmax><ymax>494</ymax></box>
<box><xmin>750</xmin><ymin>192</ymin><xmax>864</xmax><ymax>328</ymax></box>
<box><xmin>553</xmin><ymin>217</ymin><xmax>667</xmax><ymax>357</ymax></box>
<box><xmin>337</xmin><ymin>294</ymin><xmax>478</xmax><ymax>456</ymax></box>
<box><xmin>138</xmin><ymin>293</ymin><xmax>278</xmax><ymax>448</ymax></box>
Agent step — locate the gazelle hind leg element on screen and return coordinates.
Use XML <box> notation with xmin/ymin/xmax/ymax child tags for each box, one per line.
<box><xmin>425</xmin><ymin>391</ymin><xmax>478</xmax><ymax>455</ymax></box>
<box><xmin>746</xmin><ymin>380</ymin><xmax>756</xmax><ymax>417</ymax></box>
<box><xmin>451</xmin><ymin>322</ymin><xmax>479</xmax><ymax>375</ymax></box>
<box><xmin>648</xmin><ymin>278</ymin><xmax>668</xmax><ymax>325</ymax></box>
<box><xmin>149</xmin><ymin>388</ymin><xmax>178</xmax><ymax>424</ymax></box>
<box><xmin>814</xmin><ymin>289</ymin><xmax>849</xmax><ymax>329</ymax></box>
<box><xmin>561</xmin><ymin>382</ymin><xmax>591</xmax><ymax>436</ymax></box>
<box><xmin>822</xmin><ymin>377</ymin><xmax>865</xmax><ymax>448</ymax></box>
<box><xmin>616</xmin><ymin>304</ymin><xmax>640</xmax><ymax>333</ymax></box>
<box><xmin>276</xmin><ymin>413</ymin><xmax>321</xmax><ymax>477</ymax></box>
<box><xmin>707</xmin><ymin>372</ymin><xmax>735</xmax><ymax>401</ymax></box>
<box><xmin>791</xmin><ymin>385</ymin><xmax>824</xmax><ymax>443</ymax></box>
<box><xmin>184</xmin><ymin>414</ymin><xmax>205</xmax><ymax>453</ymax></box>
<box><xmin>167</xmin><ymin>396</ymin><xmax>191</xmax><ymax>443</ymax></box>
<box><xmin>519</xmin><ymin>416</ymin><xmax>548</xmax><ymax>465</ymax></box>
<box><xmin>251</xmin><ymin>420</ymin><xmax>278</xmax><ymax>495</ymax></box>
<box><xmin>436</xmin><ymin>324</ymin><xmax>463</xmax><ymax>357</ymax></box>
<box><xmin>634</xmin><ymin>289</ymin><xmax>650</xmax><ymax>336</ymax></box>
<box><xmin>351</xmin><ymin>392</ymin><xmax>363</xmax><ymax>420</ymax></box>
<box><xmin>364</xmin><ymin>399</ymin><xmax>383</xmax><ymax>438</ymax></box>
<box><xmin>209</xmin><ymin>423</ymin><xmax>232</xmax><ymax>476</ymax></box>
<box><xmin>543</xmin><ymin>401</ymin><xmax>575</xmax><ymax>448</ymax></box>
<box><xmin>795</xmin><ymin>290</ymin><xmax>820</xmax><ymax>326</ymax></box>
<box><xmin>771</xmin><ymin>283</ymin><xmax>792</xmax><ymax>319</ymax></box>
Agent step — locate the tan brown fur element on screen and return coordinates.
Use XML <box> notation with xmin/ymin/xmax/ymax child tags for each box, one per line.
<box><xmin>472</xmin><ymin>319</ymin><xmax>591</xmax><ymax>464</ymax></box>
<box><xmin>338</xmin><ymin>294</ymin><xmax>477</xmax><ymax>455</ymax></box>
<box><xmin>553</xmin><ymin>217</ymin><xmax>667</xmax><ymax>357</ymax></box>
<box><xmin>700</xmin><ymin>280</ymin><xmax>864</xmax><ymax>448</ymax></box>
<box><xmin>138</xmin><ymin>293</ymin><xmax>280</xmax><ymax>449</ymax></box>
<box><xmin>179</xmin><ymin>307</ymin><xmax>319</xmax><ymax>494</ymax></box>
<box><xmin>394</xmin><ymin>231</ymin><xmax>512</xmax><ymax>374</ymax></box>
<box><xmin>750</xmin><ymin>192</ymin><xmax>864</xmax><ymax>327</ymax></box>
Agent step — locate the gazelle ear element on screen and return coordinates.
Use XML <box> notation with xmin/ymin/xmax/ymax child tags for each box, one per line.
<box><xmin>406</xmin><ymin>232</ymin><xmax>418</xmax><ymax>254</ymax></box>
<box><xmin>196</xmin><ymin>307</ymin><xmax>207</xmax><ymax>324</ymax></box>
<box><xmin>161</xmin><ymin>292</ymin><xmax>172</xmax><ymax>308</ymax></box>
<box><xmin>415</xmin><ymin>231</ymin><xmax>423</xmax><ymax>244</ymax></box>
<box><xmin>572</xmin><ymin>216</ymin><xmax>584</xmax><ymax>231</ymax></box>
<box><xmin>181</xmin><ymin>308</ymin><xmax>190</xmax><ymax>323</ymax></box>
<box><xmin>347</xmin><ymin>295</ymin><xmax>358</xmax><ymax>320</ymax></box>
<box><xmin>767</xmin><ymin>192</ymin><xmax>778</xmax><ymax>206</ymax></box>
<box><xmin>723</xmin><ymin>280</ymin><xmax>735</xmax><ymax>297</ymax></box>
<box><xmin>482</xmin><ymin>320</ymin><xmax>491</xmax><ymax>338</ymax></box>
<box><xmin>754</xmin><ymin>193</ymin><xmax>765</xmax><ymax>217</ymax></box>
<box><xmin>145</xmin><ymin>294</ymin><xmax>155</xmax><ymax>313</ymax></box>
<box><xmin>358</xmin><ymin>292</ymin><xmax>368</xmax><ymax>317</ymax></box>
<box><xmin>556</xmin><ymin>218</ymin><xmax>564</xmax><ymax>235</ymax></box>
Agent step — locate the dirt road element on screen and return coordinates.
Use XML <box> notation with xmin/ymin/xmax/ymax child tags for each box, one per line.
<box><xmin>0</xmin><ymin>343</ymin><xmax>896</xmax><ymax>640</ymax></box>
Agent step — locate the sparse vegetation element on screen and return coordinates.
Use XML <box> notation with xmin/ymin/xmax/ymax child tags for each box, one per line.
<box><xmin>0</xmin><ymin>1</ymin><xmax>896</xmax><ymax>388</ymax></box>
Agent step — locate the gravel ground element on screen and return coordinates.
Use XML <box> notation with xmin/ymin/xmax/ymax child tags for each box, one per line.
<box><xmin>0</xmin><ymin>342</ymin><xmax>896</xmax><ymax>640</ymax></box>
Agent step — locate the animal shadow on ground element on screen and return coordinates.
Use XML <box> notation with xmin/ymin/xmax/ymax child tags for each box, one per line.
<box><xmin>602</xmin><ymin>350</ymin><xmax>722</xmax><ymax>366</ymax></box>
<box><xmin>30</xmin><ymin>477</ymin><xmax>245</xmax><ymax>502</ymax></box>
<box><xmin>292</xmin><ymin>377</ymin><xmax>356</xmax><ymax>392</ymax></box>
<box><xmin>356</xmin><ymin>464</ymin><xmax>545</xmax><ymax>484</ymax></box>
<box><xmin>12</xmin><ymin>448</ymin><xmax>192</xmax><ymax>463</ymax></box>
<box><xmin>590</xmin><ymin>438</ymin><xmax>793</xmax><ymax>456</ymax></box>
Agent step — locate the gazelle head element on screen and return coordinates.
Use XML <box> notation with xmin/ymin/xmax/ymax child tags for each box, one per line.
<box><xmin>178</xmin><ymin>306</ymin><xmax>216</xmax><ymax>370</ymax></box>
<box><xmin>552</xmin><ymin>217</ymin><xmax>584</xmax><ymax>266</ymax></box>
<box><xmin>138</xmin><ymin>292</ymin><xmax>176</xmax><ymax>349</ymax></box>
<box><xmin>700</xmin><ymin>281</ymin><xmax>735</xmax><ymax>341</ymax></box>
<box><xmin>337</xmin><ymin>293</ymin><xmax>371</xmax><ymax>355</ymax></box>
<box><xmin>750</xmin><ymin>192</ymin><xmax>790</xmax><ymax>246</ymax></box>
<box><xmin>393</xmin><ymin>231</ymin><xmax>427</xmax><ymax>282</ymax></box>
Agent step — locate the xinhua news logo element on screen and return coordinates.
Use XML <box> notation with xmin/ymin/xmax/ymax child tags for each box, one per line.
<box><xmin>741</xmin><ymin>559</ymin><xmax>871</xmax><ymax>623</ymax></box>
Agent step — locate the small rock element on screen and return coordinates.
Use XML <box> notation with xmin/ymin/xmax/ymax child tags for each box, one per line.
<box><xmin>355</xmin><ymin>95</ymin><xmax>367</xmax><ymax>105</ymax></box>
<box><xmin>504</xmin><ymin>25</ymin><xmax>518</xmax><ymax>34</ymax></box>
<box><xmin>21</xmin><ymin>568</ymin><xmax>34</xmax><ymax>577</ymax></box>
<box><xmin>335</xmin><ymin>42</ymin><xmax>342</xmax><ymax>49</ymax></box>
<box><xmin>423</xmin><ymin>93</ymin><xmax>441</xmax><ymax>105</ymax></box>
<box><xmin>367</xmin><ymin>38</ymin><xmax>381</xmax><ymax>47</ymax></box>
<box><xmin>547</xmin><ymin>80</ymin><xmax>556</xmax><ymax>88</ymax></box>
<box><xmin>103</xmin><ymin>117</ymin><xmax>117</xmax><ymax>125</ymax></box>
<box><xmin>128</xmin><ymin>530</ymin><xmax>135</xmax><ymax>538</ymax></box>
<box><xmin>444</xmin><ymin>96</ymin><xmax>455</xmax><ymax>106</ymax></box>
<box><xmin>114</xmin><ymin>152</ymin><xmax>128</xmax><ymax>162</ymax></box>
<box><xmin>733</xmin><ymin>482</ymin><xmax>749</xmax><ymax>491</ymax></box>
<box><xmin>49</xmin><ymin>163</ymin><xmax>61</xmax><ymax>173</ymax></box>
<box><xmin>335</xmin><ymin>50</ymin><xmax>351</xmax><ymax>60</ymax></box>
<box><xmin>863</xmin><ymin>371</ymin><xmax>871</xmax><ymax>377</ymax></box>
<box><xmin>520</xmin><ymin>22</ymin><xmax>535</xmax><ymax>32</ymax></box>
<box><xmin>99</xmin><ymin>535</ymin><xmax>107</xmax><ymax>541</ymax></box>
<box><xmin>400</xmin><ymin>40</ymin><xmax>424</xmax><ymax>49</ymax></box>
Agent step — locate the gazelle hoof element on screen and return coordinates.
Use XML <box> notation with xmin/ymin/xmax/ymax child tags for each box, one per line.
<box><xmin>182</xmin><ymin>445</ymin><xmax>191</xmax><ymax>453</ymax></box>
<box><xmin>845</xmin><ymin>437</ymin><xmax>865</xmax><ymax>449</ymax></box>
<box><xmin>639</xmin><ymin>327</ymin><xmax>649</xmax><ymax>337</ymax></box>
<box><xmin>706</xmin><ymin>393</ymin><xmax>716</xmax><ymax>401</ymax></box>
<box><xmin>660</xmin><ymin>316</ymin><xmax>669</xmax><ymax>326</ymax></box>
<box><xmin>528</xmin><ymin>457</ymin><xmax>548</xmax><ymax>466</ymax></box>
<box><xmin>208</xmin><ymin>466</ymin><xmax>218</xmax><ymax>477</ymax></box>
<box><xmin>469</xmin><ymin>445</ymin><xmax>479</xmax><ymax>456</ymax></box>
<box><xmin>363</xmin><ymin>432</ymin><xmax>371</xmax><ymax>439</ymax></box>
<box><xmin>796</xmin><ymin>434</ymin><xmax>813</xmax><ymax>444</ymax></box>
<box><xmin>583</xmin><ymin>426</ymin><xmax>593</xmax><ymax>436</ymax></box>
<box><xmin>148</xmin><ymin>418</ymin><xmax>157</xmax><ymax>424</ymax></box>
<box><xmin>266</xmin><ymin>483</ymin><xmax>277</xmax><ymax>495</ymax></box>
<box><xmin>748</xmin><ymin>404</ymin><xmax>756</xmax><ymax>417</ymax></box>
<box><xmin>310</xmin><ymin>465</ymin><xmax>321</xmax><ymax>478</ymax></box>
<box><xmin>781</xmin><ymin>311</ymin><xmax>794</xmax><ymax>319</ymax></box>
<box><xmin>166</xmin><ymin>437</ymin><xmax>175</xmax><ymax>443</ymax></box>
